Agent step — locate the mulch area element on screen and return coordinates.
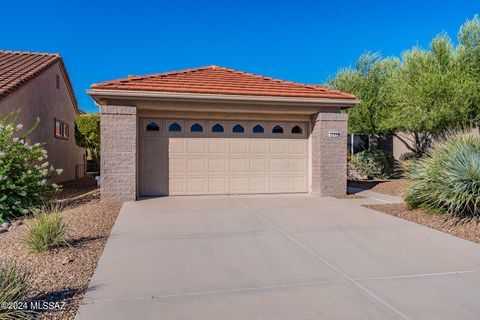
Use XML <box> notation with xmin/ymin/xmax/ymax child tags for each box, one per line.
<box><xmin>0</xmin><ymin>197</ymin><xmax>122</xmax><ymax>320</ymax></box>
<box><xmin>50</xmin><ymin>176</ymin><xmax>98</xmax><ymax>200</ymax></box>
<box><xmin>366</xmin><ymin>203</ymin><xmax>480</xmax><ymax>245</ymax></box>
<box><xmin>348</xmin><ymin>179</ymin><xmax>412</xmax><ymax>197</ymax></box>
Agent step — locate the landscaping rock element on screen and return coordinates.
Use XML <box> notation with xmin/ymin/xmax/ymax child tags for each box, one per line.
<box><xmin>1</xmin><ymin>222</ymin><xmax>10</xmax><ymax>229</ymax></box>
<box><xmin>13</xmin><ymin>220</ymin><xmax>23</xmax><ymax>227</ymax></box>
<box><xmin>62</xmin><ymin>257</ymin><xmax>74</xmax><ymax>265</ymax></box>
<box><xmin>0</xmin><ymin>227</ymin><xmax>8</xmax><ymax>234</ymax></box>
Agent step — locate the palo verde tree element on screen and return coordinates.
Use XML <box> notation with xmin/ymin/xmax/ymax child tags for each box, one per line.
<box><xmin>386</xmin><ymin>34</ymin><xmax>470</xmax><ymax>156</ymax></box>
<box><xmin>74</xmin><ymin>113</ymin><xmax>100</xmax><ymax>163</ymax></box>
<box><xmin>328</xmin><ymin>52</ymin><xmax>398</xmax><ymax>136</ymax></box>
<box><xmin>329</xmin><ymin>15</ymin><xmax>480</xmax><ymax>158</ymax></box>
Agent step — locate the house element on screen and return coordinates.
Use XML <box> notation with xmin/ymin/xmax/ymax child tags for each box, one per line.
<box><xmin>0</xmin><ymin>50</ymin><xmax>85</xmax><ymax>182</ymax></box>
<box><xmin>88</xmin><ymin>66</ymin><xmax>358</xmax><ymax>201</ymax></box>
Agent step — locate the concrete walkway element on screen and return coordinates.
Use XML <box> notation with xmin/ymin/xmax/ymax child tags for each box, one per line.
<box><xmin>76</xmin><ymin>194</ymin><xmax>480</xmax><ymax>320</ymax></box>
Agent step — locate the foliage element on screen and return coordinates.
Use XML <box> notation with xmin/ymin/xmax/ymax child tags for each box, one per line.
<box><xmin>328</xmin><ymin>52</ymin><xmax>398</xmax><ymax>135</ymax></box>
<box><xmin>328</xmin><ymin>15</ymin><xmax>480</xmax><ymax>157</ymax></box>
<box><xmin>0</xmin><ymin>111</ymin><xmax>60</xmax><ymax>223</ymax></box>
<box><xmin>21</xmin><ymin>204</ymin><xmax>69</xmax><ymax>253</ymax></box>
<box><xmin>350</xmin><ymin>150</ymin><xmax>394</xmax><ymax>179</ymax></box>
<box><xmin>75</xmin><ymin>114</ymin><xmax>100</xmax><ymax>162</ymax></box>
<box><xmin>0</xmin><ymin>259</ymin><xmax>34</xmax><ymax>320</ymax></box>
<box><xmin>405</xmin><ymin>134</ymin><xmax>480</xmax><ymax>219</ymax></box>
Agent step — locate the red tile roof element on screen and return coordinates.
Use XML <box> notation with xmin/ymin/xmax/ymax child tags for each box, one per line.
<box><xmin>0</xmin><ymin>50</ymin><xmax>78</xmax><ymax>109</ymax></box>
<box><xmin>91</xmin><ymin>66</ymin><xmax>356</xmax><ymax>100</ymax></box>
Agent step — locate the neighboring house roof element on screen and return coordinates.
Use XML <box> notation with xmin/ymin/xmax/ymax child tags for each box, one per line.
<box><xmin>91</xmin><ymin>66</ymin><xmax>356</xmax><ymax>100</ymax></box>
<box><xmin>0</xmin><ymin>50</ymin><xmax>78</xmax><ymax>111</ymax></box>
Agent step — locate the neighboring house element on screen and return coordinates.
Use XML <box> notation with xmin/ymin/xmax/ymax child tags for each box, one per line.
<box><xmin>0</xmin><ymin>50</ymin><xmax>85</xmax><ymax>182</ymax></box>
<box><xmin>88</xmin><ymin>66</ymin><xmax>358</xmax><ymax>201</ymax></box>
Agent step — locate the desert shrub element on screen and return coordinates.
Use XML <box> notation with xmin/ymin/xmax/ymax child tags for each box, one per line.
<box><xmin>75</xmin><ymin>114</ymin><xmax>100</xmax><ymax>162</ymax></box>
<box><xmin>0</xmin><ymin>111</ymin><xmax>60</xmax><ymax>223</ymax></box>
<box><xmin>0</xmin><ymin>259</ymin><xmax>34</xmax><ymax>319</ymax></box>
<box><xmin>405</xmin><ymin>134</ymin><xmax>480</xmax><ymax>218</ymax></box>
<box><xmin>351</xmin><ymin>150</ymin><xmax>394</xmax><ymax>179</ymax></box>
<box><xmin>21</xmin><ymin>205</ymin><xmax>69</xmax><ymax>253</ymax></box>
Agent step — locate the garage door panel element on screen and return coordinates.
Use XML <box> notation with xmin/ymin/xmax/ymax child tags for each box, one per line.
<box><xmin>169</xmin><ymin>177</ymin><xmax>185</xmax><ymax>194</ymax></box>
<box><xmin>208</xmin><ymin>159</ymin><xmax>227</xmax><ymax>174</ymax></box>
<box><xmin>269</xmin><ymin>159</ymin><xmax>286</xmax><ymax>173</ymax></box>
<box><xmin>249</xmin><ymin>176</ymin><xmax>268</xmax><ymax>193</ymax></box>
<box><xmin>250</xmin><ymin>140</ymin><xmax>268</xmax><ymax>153</ymax></box>
<box><xmin>288</xmin><ymin>159</ymin><xmax>307</xmax><ymax>173</ymax></box>
<box><xmin>140</xmin><ymin>120</ymin><xmax>308</xmax><ymax>196</ymax></box>
<box><xmin>230</xmin><ymin>159</ymin><xmax>247</xmax><ymax>173</ymax></box>
<box><xmin>289</xmin><ymin>140</ymin><xmax>307</xmax><ymax>155</ymax></box>
<box><xmin>186</xmin><ymin>177</ymin><xmax>207</xmax><ymax>193</ymax></box>
<box><xmin>186</xmin><ymin>159</ymin><xmax>206</xmax><ymax>174</ymax></box>
<box><xmin>208</xmin><ymin>139</ymin><xmax>228</xmax><ymax>154</ymax></box>
<box><xmin>229</xmin><ymin>177</ymin><xmax>247</xmax><ymax>193</ymax></box>
<box><xmin>269</xmin><ymin>176</ymin><xmax>288</xmax><ymax>192</ymax></box>
<box><xmin>169</xmin><ymin>138</ymin><xmax>186</xmax><ymax>154</ymax></box>
<box><xmin>208</xmin><ymin>177</ymin><xmax>228</xmax><ymax>193</ymax></box>
<box><xmin>187</xmin><ymin>139</ymin><xmax>207</xmax><ymax>153</ymax></box>
<box><xmin>250</xmin><ymin>159</ymin><xmax>267</xmax><ymax>173</ymax></box>
<box><xmin>270</xmin><ymin>140</ymin><xmax>287</xmax><ymax>154</ymax></box>
<box><xmin>288</xmin><ymin>176</ymin><xmax>307</xmax><ymax>192</ymax></box>
<box><xmin>230</xmin><ymin>140</ymin><xmax>248</xmax><ymax>153</ymax></box>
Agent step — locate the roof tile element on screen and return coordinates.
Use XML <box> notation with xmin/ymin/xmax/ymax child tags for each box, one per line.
<box><xmin>0</xmin><ymin>50</ymin><xmax>78</xmax><ymax>110</ymax></box>
<box><xmin>91</xmin><ymin>66</ymin><xmax>355</xmax><ymax>100</ymax></box>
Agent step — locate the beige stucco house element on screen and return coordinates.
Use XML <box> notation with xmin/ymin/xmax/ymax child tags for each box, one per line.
<box><xmin>88</xmin><ymin>66</ymin><xmax>358</xmax><ymax>201</ymax></box>
<box><xmin>0</xmin><ymin>50</ymin><xmax>85</xmax><ymax>182</ymax></box>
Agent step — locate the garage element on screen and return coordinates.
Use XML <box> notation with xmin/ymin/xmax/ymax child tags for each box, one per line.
<box><xmin>139</xmin><ymin>119</ymin><xmax>309</xmax><ymax>196</ymax></box>
<box><xmin>88</xmin><ymin>65</ymin><xmax>357</xmax><ymax>201</ymax></box>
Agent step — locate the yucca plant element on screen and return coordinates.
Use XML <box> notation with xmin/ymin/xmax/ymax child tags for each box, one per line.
<box><xmin>21</xmin><ymin>205</ymin><xmax>69</xmax><ymax>253</ymax></box>
<box><xmin>0</xmin><ymin>259</ymin><xmax>34</xmax><ymax>320</ymax></box>
<box><xmin>405</xmin><ymin>134</ymin><xmax>480</xmax><ymax>219</ymax></box>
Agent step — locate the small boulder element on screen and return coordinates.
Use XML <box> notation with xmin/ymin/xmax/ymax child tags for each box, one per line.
<box><xmin>62</xmin><ymin>257</ymin><xmax>74</xmax><ymax>265</ymax></box>
<box><xmin>1</xmin><ymin>222</ymin><xmax>10</xmax><ymax>229</ymax></box>
<box><xmin>0</xmin><ymin>228</ymin><xmax>7</xmax><ymax>234</ymax></box>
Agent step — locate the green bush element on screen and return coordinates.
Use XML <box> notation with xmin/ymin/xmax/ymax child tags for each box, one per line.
<box><xmin>351</xmin><ymin>150</ymin><xmax>394</xmax><ymax>179</ymax></box>
<box><xmin>75</xmin><ymin>114</ymin><xmax>100</xmax><ymax>162</ymax></box>
<box><xmin>405</xmin><ymin>134</ymin><xmax>480</xmax><ymax>219</ymax></box>
<box><xmin>0</xmin><ymin>111</ymin><xmax>60</xmax><ymax>223</ymax></box>
<box><xmin>0</xmin><ymin>260</ymin><xmax>34</xmax><ymax>320</ymax></box>
<box><xmin>21</xmin><ymin>205</ymin><xmax>69</xmax><ymax>253</ymax></box>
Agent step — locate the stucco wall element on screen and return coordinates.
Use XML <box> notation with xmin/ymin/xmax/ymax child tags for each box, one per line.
<box><xmin>0</xmin><ymin>63</ymin><xmax>85</xmax><ymax>182</ymax></box>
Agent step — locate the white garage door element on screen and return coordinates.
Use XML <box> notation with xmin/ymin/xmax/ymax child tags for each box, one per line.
<box><xmin>139</xmin><ymin>119</ymin><xmax>309</xmax><ymax>196</ymax></box>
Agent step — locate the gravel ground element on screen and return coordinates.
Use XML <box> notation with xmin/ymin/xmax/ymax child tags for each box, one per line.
<box><xmin>50</xmin><ymin>176</ymin><xmax>98</xmax><ymax>200</ymax></box>
<box><xmin>349</xmin><ymin>179</ymin><xmax>411</xmax><ymax>197</ymax></box>
<box><xmin>0</xmin><ymin>198</ymin><xmax>122</xmax><ymax>320</ymax></box>
<box><xmin>335</xmin><ymin>194</ymin><xmax>366</xmax><ymax>199</ymax></box>
<box><xmin>367</xmin><ymin>203</ymin><xmax>480</xmax><ymax>244</ymax></box>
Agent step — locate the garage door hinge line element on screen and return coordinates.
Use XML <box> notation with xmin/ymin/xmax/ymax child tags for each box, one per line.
<box><xmin>232</xmin><ymin>197</ymin><xmax>412</xmax><ymax>320</ymax></box>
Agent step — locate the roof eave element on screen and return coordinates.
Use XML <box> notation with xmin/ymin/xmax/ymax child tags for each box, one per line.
<box><xmin>87</xmin><ymin>89</ymin><xmax>358</xmax><ymax>108</ymax></box>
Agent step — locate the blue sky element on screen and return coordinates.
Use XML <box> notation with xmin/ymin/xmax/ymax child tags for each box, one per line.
<box><xmin>2</xmin><ymin>1</ymin><xmax>478</xmax><ymax>113</ymax></box>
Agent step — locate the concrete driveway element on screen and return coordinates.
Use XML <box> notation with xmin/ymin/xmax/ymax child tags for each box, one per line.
<box><xmin>76</xmin><ymin>194</ymin><xmax>480</xmax><ymax>320</ymax></box>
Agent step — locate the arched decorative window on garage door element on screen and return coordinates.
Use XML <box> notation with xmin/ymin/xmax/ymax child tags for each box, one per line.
<box><xmin>272</xmin><ymin>125</ymin><xmax>284</xmax><ymax>134</ymax></box>
<box><xmin>168</xmin><ymin>122</ymin><xmax>182</xmax><ymax>132</ymax></box>
<box><xmin>252</xmin><ymin>124</ymin><xmax>264</xmax><ymax>134</ymax></box>
<box><xmin>146</xmin><ymin>122</ymin><xmax>160</xmax><ymax>132</ymax></box>
<box><xmin>211</xmin><ymin>123</ymin><xmax>224</xmax><ymax>133</ymax></box>
<box><xmin>190</xmin><ymin>123</ymin><xmax>203</xmax><ymax>132</ymax></box>
<box><xmin>291</xmin><ymin>125</ymin><xmax>303</xmax><ymax>134</ymax></box>
<box><xmin>232</xmin><ymin>124</ymin><xmax>245</xmax><ymax>133</ymax></box>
